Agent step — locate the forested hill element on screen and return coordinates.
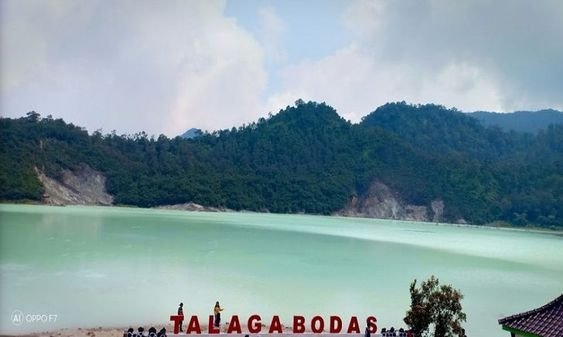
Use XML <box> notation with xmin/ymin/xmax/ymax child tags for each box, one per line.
<box><xmin>1</xmin><ymin>101</ymin><xmax>561</xmax><ymax>229</ymax></box>
<box><xmin>469</xmin><ymin>109</ymin><xmax>563</xmax><ymax>134</ymax></box>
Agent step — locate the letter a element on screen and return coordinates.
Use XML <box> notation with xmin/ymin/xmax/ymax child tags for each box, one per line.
<box><xmin>269</xmin><ymin>316</ymin><xmax>283</xmax><ymax>334</ymax></box>
<box><xmin>227</xmin><ymin>315</ymin><xmax>242</xmax><ymax>334</ymax></box>
<box><xmin>347</xmin><ymin>316</ymin><xmax>360</xmax><ymax>334</ymax></box>
<box><xmin>187</xmin><ymin>316</ymin><xmax>202</xmax><ymax>334</ymax></box>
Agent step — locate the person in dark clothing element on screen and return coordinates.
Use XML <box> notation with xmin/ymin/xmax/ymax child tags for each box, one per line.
<box><xmin>213</xmin><ymin>301</ymin><xmax>223</xmax><ymax>328</ymax></box>
<box><xmin>178</xmin><ymin>303</ymin><xmax>184</xmax><ymax>332</ymax></box>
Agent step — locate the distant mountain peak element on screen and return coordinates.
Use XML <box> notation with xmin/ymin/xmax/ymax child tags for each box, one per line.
<box><xmin>181</xmin><ymin>128</ymin><xmax>203</xmax><ymax>139</ymax></box>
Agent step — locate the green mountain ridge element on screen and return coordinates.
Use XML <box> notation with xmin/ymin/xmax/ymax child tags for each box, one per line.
<box><xmin>1</xmin><ymin>102</ymin><xmax>561</xmax><ymax>228</ymax></box>
<box><xmin>469</xmin><ymin>109</ymin><xmax>563</xmax><ymax>134</ymax></box>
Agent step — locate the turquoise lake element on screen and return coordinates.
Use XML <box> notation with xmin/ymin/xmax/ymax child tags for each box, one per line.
<box><xmin>0</xmin><ymin>204</ymin><xmax>561</xmax><ymax>336</ymax></box>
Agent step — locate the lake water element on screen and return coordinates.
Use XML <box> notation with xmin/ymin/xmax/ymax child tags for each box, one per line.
<box><xmin>0</xmin><ymin>204</ymin><xmax>561</xmax><ymax>336</ymax></box>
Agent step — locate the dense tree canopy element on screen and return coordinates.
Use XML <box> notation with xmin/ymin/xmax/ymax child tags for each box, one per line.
<box><xmin>404</xmin><ymin>276</ymin><xmax>466</xmax><ymax>337</ymax></box>
<box><xmin>1</xmin><ymin>101</ymin><xmax>561</xmax><ymax>228</ymax></box>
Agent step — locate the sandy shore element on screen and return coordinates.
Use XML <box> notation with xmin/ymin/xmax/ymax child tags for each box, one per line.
<box><xmin>0</xmin><ymin>324</ymin><xmax>379</xmax><ymax>337</ymax></box>
<box><xmin>1</xmin><ymin>326</ymin><xmax>133</xmax><ymax>337</ymax></box>
<box><xmin>1</xmin><ymin>323</ymin><xmax>173</xmax><ymax>337</ymax></box>
<box><xmin>1</xmin><ymin>324</ymin><xmax>310</xmax><ymax>337</ymax></box>
<box><xmin>2</xmin><ymin>332</ymin><xmax>372</xmax><ymax>337</ymax></box>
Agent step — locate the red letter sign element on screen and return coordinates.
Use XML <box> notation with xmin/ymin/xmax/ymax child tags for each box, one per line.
<box><xmin>311</xmin><ymin>316</ymin><xmax>324</xmax><ymax>333</ymax></box>
<box><xmin>227</xmin><ymin>315</ymin><xmax>242</xmax><ymax>334</ymax></box>
<box><xmin>208</xmin><ymin>315</ymin><xmax>220</xmax><ymax>334</ymax></box>
<box><xmin>293</xmin><ymin>316</ymin><xmax>306</xmax><ymax>333</ymax></box>
<box><xmin>269</xmin><ymin>315</ymin><xmax>283</xmax><ymax>333</ymax></box>
<box><xmin>170</xmin><ymin>315</ymin><xmax>183</xmax><ymax>335</ymax></box>
<box><xmin>347</xmin><ymin>316</ymin><xmax>360</xmax><ymax>334</ymax></box>
<box><xmin>248</xmin><ymin>315</ymin><xmax>262</xmax><ymax>333</ymax></box>
<box><xmin>330</xmin><ymin>316</ymin><xmax>342</xmax><ymax>333</ymax></box>
<box><xmin>367</xmin><ymin>316</ymin><xmax>378</xmax><ymax>333</ymax></box>
<box><xmin>187</xmin><ymin>316</ymin><xmax>202</xmax><ymax>334</ymax></box>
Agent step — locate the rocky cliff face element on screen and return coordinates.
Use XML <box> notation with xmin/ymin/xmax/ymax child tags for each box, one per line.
<box><xmin>338</xmin><ymin>181</ymin><xmax>444</xmax><ymax>222</ymax></box>
<box><xmin>155</xmin><ymin>202</ymin><xmax>228</xmax><ymax>212</ymax></box>
<box><xmin>34</xmin><ymin>165</ymin><xmax>446</xmax><ymax>223</ymax></box>
<box><xmin>36</xmin><ymin>164</ymin><xmax>113</xmax><ymax>206</ymax></box>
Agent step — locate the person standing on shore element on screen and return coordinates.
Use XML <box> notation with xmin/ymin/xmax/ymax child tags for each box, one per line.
<box><xmin>213</xmin><ymin>301</ymin><xmax>223</xmax><ymax>328</ymax></box>
<box><xmin>178</xmin><ymin>302</ymin><xmax>184</xmax><ymax>332</ymax></box>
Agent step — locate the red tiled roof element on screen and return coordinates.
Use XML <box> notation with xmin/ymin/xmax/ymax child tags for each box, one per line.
<box><xmin>498</xmin><ymin>294</ymin><xmax>563</xmax><ymax>337</ymax></box>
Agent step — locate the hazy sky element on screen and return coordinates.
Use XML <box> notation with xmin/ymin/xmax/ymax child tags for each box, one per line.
<box><xmin>1</xmin><ymin>0</ymin><xmax>562</xmax><ymax>136</ymax></box>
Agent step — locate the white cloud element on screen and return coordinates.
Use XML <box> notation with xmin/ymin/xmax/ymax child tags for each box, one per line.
<box><xmin>263</xmin><ymin>0</ymin><xmax>563</xmax><ymax>118</ymax></box>
<box><xmin>1</xmin><ymin>0</ymin><xmax>268</xmax><ymax>136</ymax></box>
<box><xmin>342</xmin><ymin>0</ymin><xmax>386</xmax><ymax>40</ymax></box>
<box><xmin>267</xmin><ymin>45</ymin><xmax>503</xmax><ymax>122</ymax></box>
<box><xmin>416</xmin><ymin>62</ymin><xmax>503</xmax><ymax>111</ymax></box>
<box><xmin>256</xmin><ymin>6</ymin><xmax>287</xmax><ymax>65</ymax></box>
<box><xmin>2</xmin><ymin>0</ymin><xmax>561</xmax><ymax>136</ymax></box>
<box><xmin>338</xmin><ymin>0</ymin><xmax>563</xmax><ymax>112</ymax></box>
